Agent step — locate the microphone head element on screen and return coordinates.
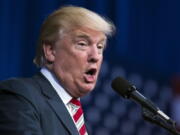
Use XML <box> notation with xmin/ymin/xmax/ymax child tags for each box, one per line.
<box><xmin>111</xmin><ymin>77</ymin><xmax>136</xmax><ymax>98</ymax></box>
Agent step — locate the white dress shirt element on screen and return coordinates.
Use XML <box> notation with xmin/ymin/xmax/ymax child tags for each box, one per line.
<box><xmin>40</xmin><ymin>68</ymin><xmax>87</xmax><ymax>133</ymax></box>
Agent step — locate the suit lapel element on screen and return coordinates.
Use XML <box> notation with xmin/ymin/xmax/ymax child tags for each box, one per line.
<box><xmin>33</xmin><ymin>74</ymin><xmax>79</xmax><ymax>135</ymax></box>
<box><xmin>47</xmin><ymin>98</ymin><xmax>79</xmax><ymax>135</ymax></box>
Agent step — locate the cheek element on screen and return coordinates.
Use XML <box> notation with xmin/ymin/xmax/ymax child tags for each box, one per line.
<box><xmin>54</xmin><ymin>55</ymin><xmax>83</xmax><ymax>74</ymax></box>
<box><xmin>98</xmin><ymin>57</ymin><xmax>103</xmax><ymax>66</ymax></box>
<box><xmin>70</xmin><ymin>51</ymin><xmax>88</xmax><ymax>65</ymax></box>
<box><xmin>53</xmin><ymin>46</ymin><xmax>88</xmax><ymax>74</ymax></box>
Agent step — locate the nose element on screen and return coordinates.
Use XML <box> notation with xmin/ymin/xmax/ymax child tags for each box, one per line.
<box><xmin>87</xmin><ymin>45</ymin><xmax>102</xmax><ymax>63</ymax></box>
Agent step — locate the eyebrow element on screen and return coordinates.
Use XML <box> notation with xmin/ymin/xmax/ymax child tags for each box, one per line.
<box><xmin>74</xmin><ymin>32</ymin><xmax>91</xmax><ymax>40</ymax></box>
<box><xmin>74</xmin><ymin>32</ymin><xmax>107</xmax><ymax>43</ymax></box>
<box><xmin>76</xmin><ymin>34</ymin><xmax>91</xmax><ymax>40</ymax></box>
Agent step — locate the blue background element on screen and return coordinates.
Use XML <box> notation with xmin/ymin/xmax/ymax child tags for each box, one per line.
<box><xmin>0</xmin><ymin>0</ymin><xmax>180</xmax><ymax>135</ymax></box>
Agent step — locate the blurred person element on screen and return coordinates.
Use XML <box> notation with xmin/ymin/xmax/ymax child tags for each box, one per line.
<box><xmin>171</xmin><ymin>76</ymin><xmax>180</xmax><ymax>130</ymax></box>
<box><xmin>0</xmin><ymin>6</ymin><xmax>115</xmax><ymax>135</ymax></box>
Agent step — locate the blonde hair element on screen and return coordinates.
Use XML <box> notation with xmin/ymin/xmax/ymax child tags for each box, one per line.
<box><xmin>33</xmin><ymin>5</ymin><xmax>115</xmax><ymax>67</ymax></box>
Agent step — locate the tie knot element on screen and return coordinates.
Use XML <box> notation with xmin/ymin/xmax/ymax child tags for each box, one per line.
<box><xmin>70</xmin><ymin>98</ymin><xmax>81</xmax><ymax>106</ymax></box>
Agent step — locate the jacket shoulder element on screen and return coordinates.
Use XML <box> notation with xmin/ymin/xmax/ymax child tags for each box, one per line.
<box><xmin>0</xmin><ymin>77</ymin><xmax>42</xmax><ymax>109</ymax></box>
<box><xmin>0</xmin><ymin>77</ymin><xmax>39</xmax><ymax>95</ymax></box>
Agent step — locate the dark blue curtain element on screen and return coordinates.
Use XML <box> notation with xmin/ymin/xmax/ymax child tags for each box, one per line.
<box><xmin>0</xmin><ymin>0</ymin><xmax>180</xmax><ymax>81</ymax></box>
<box><xmin>0</xmin><ymin>0</ymin><xmax>180</xmax><ymax>134</ymax></box>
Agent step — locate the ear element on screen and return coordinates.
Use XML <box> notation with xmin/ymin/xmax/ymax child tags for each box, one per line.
<box><xmin>43</xmin><ymin>44</ymin><xmax>55</xmax><ymax>63</ymax></box>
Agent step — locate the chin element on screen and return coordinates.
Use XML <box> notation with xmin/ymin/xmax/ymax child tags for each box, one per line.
<box><xmin>81</xmin><ymin>84</ymin><xmax>95</xmax><ymax>93</ymax></box>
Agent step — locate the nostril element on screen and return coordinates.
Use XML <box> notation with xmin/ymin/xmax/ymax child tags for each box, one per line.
<box><xmin>88</xmin><ymin>57</ymin><xmax>98</xmax><ymax>63</ymax></box>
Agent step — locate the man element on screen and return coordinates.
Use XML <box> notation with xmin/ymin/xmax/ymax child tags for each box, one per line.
<box><xmin>0</xmin><ymin>6</ymin><xmax>115</xmax><ymax>135</ymax></box>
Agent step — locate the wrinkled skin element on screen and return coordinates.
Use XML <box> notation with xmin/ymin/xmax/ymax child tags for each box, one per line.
<box><xmin>43</xmin><ymin>27</ymin><xmax>107</xmax><ymax>98</ymax></box>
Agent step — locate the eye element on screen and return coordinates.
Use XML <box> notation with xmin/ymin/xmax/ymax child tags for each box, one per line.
<box><xmin>97</xmin><ymin>43</ymin><xmax>105</xmax><ymax>50</ymax></box>
<box><xmin>75</xmin><ymin>40</ymin><xmax>89</xmax><ymax>50</ymax></box>
<box><xmin>77</xmin><ymin>41</ymin><xmax>88</xmax><ymax>46</ymax></box>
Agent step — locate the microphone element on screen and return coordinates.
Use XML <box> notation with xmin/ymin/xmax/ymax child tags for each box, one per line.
<box><xmin>111</xmin><ymin>77</ymin><xmax>173</xmax><ymax>124</ymax></box>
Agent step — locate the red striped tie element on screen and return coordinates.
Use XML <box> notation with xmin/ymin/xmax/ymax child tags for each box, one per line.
<box><xmin>69</xmin><ymin>98</ymin><xmax>88</xmax><ymax>135</ymax></box>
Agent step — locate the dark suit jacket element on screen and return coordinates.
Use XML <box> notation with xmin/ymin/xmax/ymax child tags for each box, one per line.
<box><xmin>0</xmin><ymin>73</ymin><xmax>80</xmax><ymax>135</ymax></box>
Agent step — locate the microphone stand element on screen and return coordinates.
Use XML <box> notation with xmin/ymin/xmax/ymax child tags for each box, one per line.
<box><xmin>142</xmin><ymin>107</ymin><xmax>180</xmax><ymax>135</ymax></box>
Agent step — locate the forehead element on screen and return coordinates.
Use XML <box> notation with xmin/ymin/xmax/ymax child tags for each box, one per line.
<box><xmin>69</xmin><ymin>27</ymin><xmax>107</xmax><ymax>42</ymax></box>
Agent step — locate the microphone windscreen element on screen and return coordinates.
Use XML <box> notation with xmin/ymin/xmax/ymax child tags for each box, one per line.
<box><xmin>111</xmin><ymin>77</ymin><xmax>132</xmax><ymax>97</ymax></box>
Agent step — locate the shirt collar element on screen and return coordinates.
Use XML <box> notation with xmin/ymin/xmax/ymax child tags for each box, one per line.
<box><xmin>40</xmin><ymin>67</ymin><xmax>72</xmax><ymax>105</ymax></box>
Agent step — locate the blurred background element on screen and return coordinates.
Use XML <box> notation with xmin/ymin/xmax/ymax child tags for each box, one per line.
<box><xmin>0</xmin><ymin>0</ymin><xmax>180</xmax><ymax>134</ymax></box>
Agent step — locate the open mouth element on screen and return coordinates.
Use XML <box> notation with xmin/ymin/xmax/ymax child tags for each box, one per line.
<box><xmin>84</xmin><ymin>68</ymin><xmax>97</xmax><ymax>83</ymax></box>
<box><xmin>85</xmin><ymin>68</ymin><xmax>97</xmax><ymax>76</ymax></box>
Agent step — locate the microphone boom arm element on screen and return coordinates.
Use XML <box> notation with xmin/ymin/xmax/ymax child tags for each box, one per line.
<box><xmin>142</xmin><ymin>107</ymin><xmax>180</xmax><ymax>135</ymax></box>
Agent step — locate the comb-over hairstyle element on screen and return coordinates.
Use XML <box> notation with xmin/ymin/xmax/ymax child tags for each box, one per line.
<box><xmin>33</xmin><ymin>6</ymin><xmax>115</xmax><ymax>67</ymax></box>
